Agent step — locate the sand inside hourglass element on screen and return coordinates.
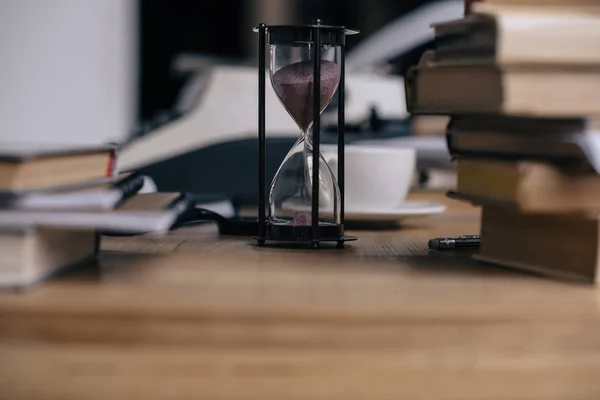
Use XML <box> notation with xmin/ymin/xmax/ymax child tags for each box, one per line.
<box><xmin>271</xmin><ymin>60</ymin><xmax>340</xmax><ymax>133</ymax></box>
<box><xmin>270</xmin><ymin>60</ymin><xmax>341</xmax><ymax>226</ymax></box>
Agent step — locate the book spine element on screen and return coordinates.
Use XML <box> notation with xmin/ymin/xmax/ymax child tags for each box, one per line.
<box><xmin>112</xmin><ymin>173</ymin><xmax>145</xmax><ymax>207</ymax></box>
<box><xmin>449</xmin><ymin>149</ymin><xmax>585</xmax><ymax>166</ymax></box>
<box><xmin>166</xmin><ymin>193</ymin><xmax>195</xmax><ymax>228</ymax></box>
<box><xmin>106</xmin><ymin>151</ymin><xmax>116</xmax><ymax>177</ymax></box>
<box><xmin>445</xmin><ymin>119</ymin><xmax>456</xmax><ymax>161</ymax></box>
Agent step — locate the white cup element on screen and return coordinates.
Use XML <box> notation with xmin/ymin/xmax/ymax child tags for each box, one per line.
<box><xmin>322</xmin><ymin>144</ymin><xmax>416</xmax><ymax>210</ymax></box>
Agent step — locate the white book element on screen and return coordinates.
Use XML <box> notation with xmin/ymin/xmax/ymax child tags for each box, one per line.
<box><xmin>0</xmin><ymin>193</ymin><xmax>192</xmax><ymax>234</ymax></box>
<box><xmin>9</xmin><ymin>173</ymin><xmax>145</xmax><ymax>211</ymax></box>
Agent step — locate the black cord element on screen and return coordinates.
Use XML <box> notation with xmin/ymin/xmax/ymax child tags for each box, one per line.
<box><xmin>172</xmin><ymin>207</ymin><xmax>231</xmax><ymax>228</ymax></box>
<box><xmin>101</xmin><ymin>208</ymin><xmax>222</xmax><ymax>237</ymax></box>
<box><xmin>174</xmin><ymin>208</ymin><xmax>259</xmax><ymax>236</ymax></box>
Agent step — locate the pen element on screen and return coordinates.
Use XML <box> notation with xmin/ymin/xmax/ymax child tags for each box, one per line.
<box><xmin>428</xmin><ymin>235</ymin><xmax>480</xmax><ymax>250</ymax></box>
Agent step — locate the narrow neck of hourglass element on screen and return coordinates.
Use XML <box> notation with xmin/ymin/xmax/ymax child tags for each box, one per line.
<box><xmin>300</xmin><ymin>127</ymin><xmax>314</xmax><ymax>149</ymax></box>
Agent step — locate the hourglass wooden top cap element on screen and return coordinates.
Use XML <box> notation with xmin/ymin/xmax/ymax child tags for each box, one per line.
<box><xmin>253</xmin><ymin>22</ymin><xmax>359</xmax><ymax>46</ymax></box>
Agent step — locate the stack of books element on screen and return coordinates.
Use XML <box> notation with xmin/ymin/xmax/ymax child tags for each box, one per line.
<box><xmin>0</xmin><ymin>143</ymin><xmax>193</xmax><ymax>288</ymax></box>
<box><xmin>406</xmin><ymin>0</ymin><xmax>600</xmax><ymax>282</ymax></box>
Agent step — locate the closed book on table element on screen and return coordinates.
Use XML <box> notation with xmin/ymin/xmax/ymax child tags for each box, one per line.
<box><xmin>0</xmin><ymin>142</ymin><xmax>116</xmax><ymax>192</ymax></box>
<box><xmin>7</xmin><ymin>172</ymin><xmax>145</xmax><ymax>211</ymax></box>
<box><xmin>446</xmin><ymin>115</ymin><xmax>600</xmax><ymax>173</ymax></box>
<box><xmin>433</xmin><ymin>8</ymin><xmax>600</xmax><ymax>66</ymax></box>
<box><xmin>466</xmin><ymin>1</ymin><xmax>600</xmax><ymax>14</ymax></box>
<box><xmin>0</xmin><ymin>228</ymin><xmax>98</xmax><ymax>289</ymax></box>
<box><xmin>476</xmin><ymin>205</ymin><xmax>600</xmax><ymax>283</ymax></box>
<box><xmin>405</xmin><ymin>62</ymin><xmax>600</xmax><ymax>116</ymax></box>
<box><xmin>453</xmin><ymin>158</ymin><xmax>600</xmax><ymax>212</ymax></box>
<box><xmin>0</xmin><ymin>193</ymin><xmax>193</xmax><ymax>234</ymax></box>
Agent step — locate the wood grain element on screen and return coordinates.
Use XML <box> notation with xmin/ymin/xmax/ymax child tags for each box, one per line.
<box><xmin>2</xmin><ymin>192</ymin><xmax>600</xmax><ymax>400</ymax></box>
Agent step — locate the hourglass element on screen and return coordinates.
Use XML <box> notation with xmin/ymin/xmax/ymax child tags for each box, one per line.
<box><xmin>255</xmin><ymin>21</ymin><xmax>358</xmax><ymax>248</ymax></box>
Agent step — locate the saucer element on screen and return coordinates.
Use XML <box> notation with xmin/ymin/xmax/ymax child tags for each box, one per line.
<box><xmin>282</xmin><ymin>201</ymin><xmax>446</xmax><ymax>223</ymax></box>
<box><xmin>344</xmin><ymin>201</ymin><xmax>446</xmax><ymax>222</ymax></box>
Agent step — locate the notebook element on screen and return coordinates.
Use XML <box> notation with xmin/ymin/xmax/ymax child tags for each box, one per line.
<box><xmin>9</xmin><ymin>172</ymin><xmax>145</xmax><ymax>210</ymax></box>
<box><xmin>0</xmin><ymin>193</ymin><xmax>193</xmax><ymax>234</ymax></box>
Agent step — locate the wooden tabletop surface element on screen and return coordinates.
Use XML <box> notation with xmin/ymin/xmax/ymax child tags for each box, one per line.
<box><xmin>2</xmin><ymin>191</ymin><xmax>600</xmax><ymax>400</ymax></box>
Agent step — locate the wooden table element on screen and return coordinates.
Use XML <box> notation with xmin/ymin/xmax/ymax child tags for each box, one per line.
<box><xmin>2</xmin><ymin>191</ymin><xmax>600</xmax><ymax>400</ymax></box>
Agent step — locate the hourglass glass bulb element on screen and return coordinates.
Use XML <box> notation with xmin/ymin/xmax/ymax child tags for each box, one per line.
<box><xmin>271</xmin><ymin>60</ymin><xmax>340</xmax><ymax>133</ymax></box>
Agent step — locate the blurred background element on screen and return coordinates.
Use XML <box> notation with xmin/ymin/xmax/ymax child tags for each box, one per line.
<box><xmin>141</xmin><ymin>0</ymin><xmax>435</xmax><ymax>121</ymax></box>
<box><xmin>0</xmin><ymin>0</ymin><xmax>461</xmax><ymax>205</ymax></box>
<box><xmin>135</xmin><ymin>0</ymin><xmax>459</xmax><ymax>199</ymax></box>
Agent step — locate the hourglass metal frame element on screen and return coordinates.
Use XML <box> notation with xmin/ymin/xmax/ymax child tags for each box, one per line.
<box><xmin>255</xmin><ymin>21</ymin><xmax>358</xmax><ymax>249</ymax></box>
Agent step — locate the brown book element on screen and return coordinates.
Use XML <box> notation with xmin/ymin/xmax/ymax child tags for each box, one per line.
<box><xmin>405</xmin><ymin>62</ymin><xmax>600</xmax><ymax>116</ymax></box>
<box><xmin>466</xmin><ymin>1</ymin><xmax>600</xmax><ymax>14</ymax></box>
<box><xmin>0</xmin><ymin>228</ymin><xmax>98</xmax><ymax>289</ymax></box>
<box><xmin>0</xmin><ymin>143</ymin><xmax>116</xmax><ymax>191</ymax></box>
<box><xmin>446</xmin><ymin>115</ymin><xmax>600</xmax><ymax>175</ymax></box>
<box><xmin>476</xmin><ymin>205</ymin><xmax>600</xmax><ymax>283</ymax></box>
<box><xmin>433</xmin><ymin>9</ymin><xmax>600</xmax><ymax>66</ymax></box>
<box><xmin>454</xmin><ymin>158</ymin><xmax>600</xmax><ymax>212</ymax></box>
